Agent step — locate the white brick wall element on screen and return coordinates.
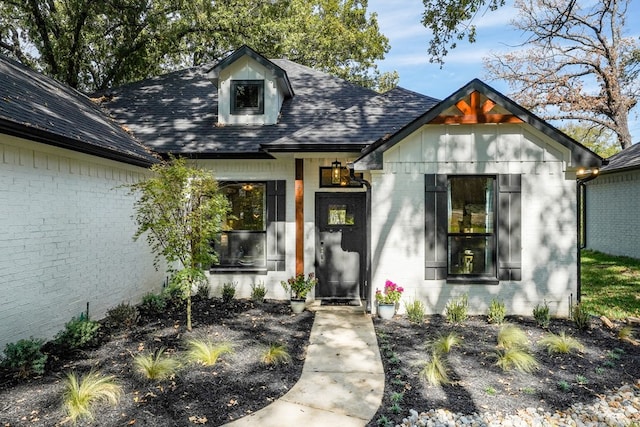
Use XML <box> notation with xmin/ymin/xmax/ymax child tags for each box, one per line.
<box><xmin>586</xmin><ymin>169</ymin><xmax>640</xmax><ymax>259</ymax></box>
<box><xmin>0</xmin><ymin>136</ymin><xmax>165</xmax><ymax>350</ymax></box>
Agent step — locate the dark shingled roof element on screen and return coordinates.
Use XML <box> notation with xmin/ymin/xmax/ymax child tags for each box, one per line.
<box><xmin>600</xmin><ymin>142</ymin><xmax>640</xmax><ymax>173</ymax></box>
<box><xmin>98</xmin><ymin>57</ymin><xmax>439</xmax><ymax>157</ymax></box>
<box><xmin>0</xmin><ymin>55</ymin><xmax>158</xmax><ymax>167</ymax></box>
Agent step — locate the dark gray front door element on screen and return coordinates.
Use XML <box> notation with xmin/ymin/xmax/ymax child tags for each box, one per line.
<box><xmin>315</xmin><ymin>193</ymin><xmax>366</xmax><ymax>300</ymax></box>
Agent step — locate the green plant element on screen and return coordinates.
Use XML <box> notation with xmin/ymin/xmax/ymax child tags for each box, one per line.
<box><xmin>105</xmin><ymin>302</ymin><xmax>139</xmax><ymax>330</ymax></box>
<box><xmin>250</xmin><ymin>281</ymin><xmax>267</xmax><ymax>302</ymax></box>
<box><xmin>420</xmin><ymin>351</ymin><xmax>450</xmax><ymax>386</ymax></box>
<box><xmin>607</xmin><ymin>348</ymin><xmax>624</xmax><ymax>360</ymax></box>
<box><xmin>497</xmin><ymin>324</ymin><xmax>529</xmax><ymax>350</ymax></box>
<box><xmin>404</xmin><ymin>299</ymin><xmax>426</xmax><ymax>324</ymax></box>
<box><xmin>128</xmin><ymin>157</ymin><xmax>231</xmax><ymax>331</ymax></box>
<box><xmin>388</xmin><ymin>403</ymin><xmax>402</xmax><ymax>414</ymax></box>
<box><xmin>485</xmin><ymin>386</ymin><xmax>497</xmax><ymax>396</ymax></box>
<box><xmin>375</xmin><ymin>280</ymin><xmax>404</xmax><ymax>304</ymax></box>
<box><xmin>533</xmin><ymin>301</ymin><xmax>550</xmax><ymax>328</ymax></box>
<box><xmin>494</xmin><ymin>347</ymin><xmax>539</xmax><ymax>373</ymax></box>
<box><xmin>140</xmin><ymin>292</ymin><xmax>167</xmax><ymax>314</ymax></box>
<box><xmin>390</xmin><ymin>392</ymin><xmax>404</xmax><ymax>403</ymax></box>
<box><xmin>186</xmin><ymin>339</ymin><xmax>233</xmax><ymax>366</ymax></box>
<box><xmin>618</xmin><ymin>325</ymin><xmax>634</xmax><ymax>341</ymax></box>
<box><xmin>522</xmin><ymin>386</ymin><xmax>536</xmax><ymax>395</ymax></box>
<box><xmin>432</xmin><ymin>332</ymin><xmax>461</xmax><ymax>354</ymax></box>
<box><xmin>54</xmin><ymin>317</ymin><xmax>101</xmax><ymax>350</ymax></box>
<box><xmin>196</xmin><ymin>281</ymin><xmax>211</xmax><ymax>299</ymax></box>
<box><xmin>222</xmin><ymin>281</ymin><xmax>237</xmax><ymax>303</ymax></box>
<box><xmin>376</xmin><ymin>415</ymin><xmax>393</xmax><ymax>427</ymax></box>
<box><xmin>133</xmin><ymin>348</ymin><xmax>180</xmax><ymax>381</ymax></box>
<box><xmin>557</xmin><ymin>380</ymin><xmax>571</xmax><ymax>392</ymax></box>
<box><xmin>576</xmin><ymin>374</ymin><xmax>588</xmax><ymax>385</ymax></box>
<box><xmin>538</xmin><ymin>331</ymin><xmax>584</xmax><ymax>354</ymax></box>
<box><xmin>62</xmin><ymin>371</ymin><xmax>122</xmax><ymax>423</ymax></box>
<box><xmin>445</xmin><ymin>293</ymin><xmax>468</xmax><ymax>324</ymax></box>
<box><xmin>280</xmin><ymin>273</ymin><xmax>318</xmax><ymax>299</ymax></box>
<box><xmin>261</xmin><ymin>343</ymin><xmax>291</xmax><ymax>365</ymax></box>
<box><xmin>572</xmin><ymin>303</ymin><xmax>591</xmax><ymax>330</ymax></box>
<box><xmin>487</xmin><ymin>298</ymin><xmax>506</xmax><ymax>324</ymax></box>
<box><xmin>595</xmin><ymin>367</ymin><xmax>605</xmax><ymax>375</ymax></box>
<box><xmin>2</xmin><ymin>338</ymin><xmax>47</xmax><ymax>378</ymax></box>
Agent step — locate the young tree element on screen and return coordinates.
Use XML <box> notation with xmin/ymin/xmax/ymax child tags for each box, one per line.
<box><xmin>484</xmin><ymin>0</ymin><xmax>639</xmax><ymax>150</ymax></box>
<box><xmin>0</xmin><ymin>0</ymin><xmax>390</xmax><ymax>91</ymax></box>
<box><xmin>129</xmin><ymin>158</ymin><xmax>229</xmax><ymax>331</ymax></box>
<box><xmin>561</xmin><ymin>123</ymin><xmax>620</xmax><ymax>159</ymax></box>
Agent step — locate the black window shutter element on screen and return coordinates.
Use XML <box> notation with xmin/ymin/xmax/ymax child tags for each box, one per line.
<box><xmin>266</xmin><ymin>180</ymin><xmax>286</xmax><ymax>271</ymax></box>
<box><xmin>425</xmin><ymin>174</ymin><xmax>447</xmax><ymax>280</ymax></box>
<box><xmin>498</xmin><ymin>174</ymin><xmax>522</xmax><ymax>281</ymax></box>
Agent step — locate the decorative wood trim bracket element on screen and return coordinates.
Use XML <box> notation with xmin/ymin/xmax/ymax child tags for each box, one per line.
<box><xmin>429</xmin><ymin>91</ymin><xmax>524</xmax><ymax>125</ymax></box>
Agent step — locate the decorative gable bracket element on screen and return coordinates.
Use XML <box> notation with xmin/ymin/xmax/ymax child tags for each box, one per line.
<box><xmin>429</xmin><ymin>91</ymin><xmax>523</xmax><ymax>125</ymax></box>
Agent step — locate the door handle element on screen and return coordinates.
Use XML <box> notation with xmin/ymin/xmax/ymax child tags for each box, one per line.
<box><xmin>320</xmin><ymin>241</ymin><xmax>324</xmax><ymax>261</ymax></box>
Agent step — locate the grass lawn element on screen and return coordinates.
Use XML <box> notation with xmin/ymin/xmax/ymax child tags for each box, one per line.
<box><xmin>581</xmin><ymin>249</ymin><xmax>640</xmax><ymax>319</ymax></box>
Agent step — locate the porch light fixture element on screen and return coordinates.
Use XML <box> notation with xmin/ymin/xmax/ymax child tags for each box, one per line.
<box><xmin>331</xmin><ymin>159</ymin><xmax>342</xmax><ymax>185</ymax></box>
<box><xmin>576</xmin><ymin>168</ymin><xmax>599</xmax><ymax>183</ymax></box>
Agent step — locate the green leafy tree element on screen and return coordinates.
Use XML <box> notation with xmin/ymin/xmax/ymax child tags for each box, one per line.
<box><xmin>561</xmin><ymin>124</ymin><xmax>620</xmax><ymax>159</ymax></box>
<box><xmin>0</xmin><ymin>0</ymin><xmax>390</xmax><ymax>91</ymax></box>
<box><xmin>128</xmin><ymin>157</ymin><xmax>229</xmax><ymax>331</ymax></box>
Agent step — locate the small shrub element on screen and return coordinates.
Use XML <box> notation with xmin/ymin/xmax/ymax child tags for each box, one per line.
<box><xmin>133</xmin><ymin>348</ymin><xmax>180</xmax><ymax>381</ymax></box>
<box><xmin>105</xmin><ymin>302</ymin><xmax>139</xmax><ymax>330</ymax></box>
<box><xmin>404</xmin><ymin>299</ymin><xmax>426</xmax><ymax>324</ymax></box>
<box><xmin>522</xmin><ymin>386</ymin><xmax>536</xmax><ymax>395</ymax></box>
<box><xmin>390</xmin><ymin>392</ymin><xmax>404</xmax><ymax>403</ymax></box>
<box><xmin>420</xmin><ymin>351</ymin><xmax>450</xmax><ymax>386</ymax></box>
<box><xmin>576</xmin><ymin>374</ymin><xmax>588</xmax><ymax>385</ymax></box>
<box><xmin>261</xmin><ymin>343</ymin><xmax>291</xmax><ymax>365</ymax></box>
<box><xmin>487</xmin><ymin>298</ymin><xmax>506</xmax><ymax>324</ymax></box>
<box><xmin>222</xmin><ymin>282</ymin><xmax>237</xmax><ymax>303</ymax></box>
<box><xmin>251</xmin><ymin>281</ymin><xmax>268</xmax><ymax>302</ymax></box>
<box><xmin>186</xmin><ymin>339</ymin><xmax>233</xmax><ymax>366</ymax></box>
<box><xmin>618</xmin><ymin>325</ymin><xmax>634</xmax><ymax>341</ymax></box>
<box><xmin>572</xmin><ymin>303</ymin><xmax>591</xmax><ymax>330</ymax></box>
<box><xmin>376</xmin><ymin>415</ymin><xmax>393</xmax><ymax>427</ymax></box>
<box><xmin>431</xmin><ymin>332</ymin><xmax>461</xmax><ymax>354</ymax></box>
<box><xmin>140</xmin><ymin>292</ymin><xmax>167</xmax><ymax>314</ymax></box>
<box><xmin>533</xmin><ymin>301</ymin><xmax>550</xmax><ymax>328</ymax></box>
<box><xmin>538</xmin><ymin>331</ymin><xmax>584</xmax><ymax>354</ymax></box>
<box><xmin>2</xmin><ymin>338</ymin><xmax>47</xmax><ymax>378</ymax></box>
<box><xmin>54</xmin><ymin>317</ymin><xmax>101</xmax><ymax>350</ymax></box>
<box><xmin>557</xmin><ymin>380</ymin><xmax>571</xmax><ymax>392</ymax></box>
<box><xmin>62</xmin><ymin>371</ymin><xmax>121</xmax><ymax>423</ymax></box>
<box><xmin>388</xmin><ymin>403</ymin><xmax>402</xmax><ymax>414</ymax></box>
<box><xmin>494</xmin><ymin>347</ymin><xmax>539</xmax><ymax>373</ymax></box>
<box><xmin>445</xmin><ymin>293</ymin><xmax>468</xmax><ymax>324</ymax></box>
<box><xmin>196</xmin><ymin>282</ymin><xmax>211</xmax><ymax>299</ymax></box>
<box><xmin>485</xmin><ymin>386</ymin><xmax>497</xmax><ymax>396</ymax></box>
<box><xmin>162</xmin><ymin>280</ymin><xmax>186</xmax><ymax>307</ymax></box>
<box><xmin>497</xmin><ymin>324</ymin><xmax>529</xmax><ymax>350</ymax></box>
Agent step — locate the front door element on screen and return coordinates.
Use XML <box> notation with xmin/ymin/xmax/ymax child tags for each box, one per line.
<box><xmin>315</xmin><ymin>193</ymin><xmax>366</xmax><ymax>300</ymax></box>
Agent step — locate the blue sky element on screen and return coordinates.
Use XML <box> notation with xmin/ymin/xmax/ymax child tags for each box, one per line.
<box><xmin>367</xmin><ymin>0</ymin><xmax>640</xmax><ymax>145</ymax></box>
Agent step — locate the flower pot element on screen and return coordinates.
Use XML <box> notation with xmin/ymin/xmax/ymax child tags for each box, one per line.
<box><xmin>378</xmin><ymin>303</ymin><xmax>395</xmax><ymax>320</ymax></box>
<box><xmin>290</xmin><ymin>299</ymin><xmax>306</xmax><ymax>314</ymax></box>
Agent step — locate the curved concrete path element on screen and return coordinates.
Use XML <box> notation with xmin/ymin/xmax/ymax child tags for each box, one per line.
<box><xmin>223</xmin><ymin>304</ymin><xmax>385</xmax><ymax>426</ymax></box>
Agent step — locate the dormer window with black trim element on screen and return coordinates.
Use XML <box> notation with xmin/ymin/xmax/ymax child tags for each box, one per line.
<box><xmin>231</xmin><ymin>80</ymin><xmax>264</xmax><ymax>115</ymax></box>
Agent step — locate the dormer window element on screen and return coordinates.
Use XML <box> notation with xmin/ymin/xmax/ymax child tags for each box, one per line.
<box><xmin>231</xmin><ymin>80</ymin><xmax>264</xmax><ymax>115</ymax></box>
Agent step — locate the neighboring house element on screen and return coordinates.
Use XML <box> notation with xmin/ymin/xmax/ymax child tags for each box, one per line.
<box><xmin>0</xmin><ymin>55</ymin><xmax>164</xmax><ymax>350</ymax></box>
<box><xmin>585</xmin><ymin>143</ymin><xmax>640</xmax><ymax>259</ymax></box>
<box><xmin>100</xmin><ymin>45</ymin><xmax>602</xmax><ymax>318</ymax></box>
<box><xmin>1</xmin><ymin>46</ymin><xmax>602</xmax><ymax>348</ymax></box>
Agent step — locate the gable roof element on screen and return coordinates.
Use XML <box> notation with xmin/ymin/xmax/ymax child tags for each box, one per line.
<box><xmin>206</xmin><ymin>45</ymin><xmax>294</xmax><ymax>98</ymax></box>
<box><xmin>599</xmin><ymin>142</ymin><xmax>640</xmax><ymax>174</ymax></box>
<box><xmin>97</xmin><ymin>56</ymin><xmax>439</xmax><ymax>158</ymax></box>
<box><xmin>355</xmin><ymin>79</ymin><xmax>603</xmax><ymax>170</ymax></box>
<box><xmin>0</xmin><ymin>55</ymin><xmax>158</xmax><ymax>167</ymax></box>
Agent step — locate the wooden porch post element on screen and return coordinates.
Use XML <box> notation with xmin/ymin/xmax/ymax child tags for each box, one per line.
<box><xmin>295</xmin><ymin>159</ymin><xmax>304</xmax><ymax>275</ymax></box>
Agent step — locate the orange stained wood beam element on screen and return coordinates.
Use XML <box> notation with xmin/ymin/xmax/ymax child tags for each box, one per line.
<box><xmin>295</xmin><ymin>159</ymin><xmax>304</xmax><ymax>276</ymax></box>
<box><xmin>431</xmin><ymin>91</ymin><xmax>523</xmax><ymax>124</ymax></box>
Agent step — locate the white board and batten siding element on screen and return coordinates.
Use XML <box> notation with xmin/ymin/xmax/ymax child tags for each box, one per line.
<box><xmin>369</xmin><ymin>123</ymin><xmax>579</xmax><ymax>317</ymax></box>
<box><xmin>0</xmin><ymin>135</ymin><xmax>165</xmax><ymax>350</ymax></box>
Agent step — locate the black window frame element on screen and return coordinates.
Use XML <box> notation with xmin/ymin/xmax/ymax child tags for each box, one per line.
<box><xmin>210</xmin><ymin>180</ymin><xmax>285</xmax><ymax>273</ymax></box>
<box><xmin>230</xmin><ymin>80</ymin><xmax>264</xmax><ymax>115</ymax></box>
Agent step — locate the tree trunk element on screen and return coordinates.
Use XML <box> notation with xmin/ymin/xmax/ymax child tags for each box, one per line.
<box><xmin>186</xmin><ymin>286</ymin><xmax>192</xmax><ymax>331</ymax></box>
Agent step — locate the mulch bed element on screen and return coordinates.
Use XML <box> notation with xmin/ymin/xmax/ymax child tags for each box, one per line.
<box><xmin>0</xmin><ymin>297</ymin><xmax>314</xmax><ymax>427</ymax></box>
<box><xmin>369</xmin><ymin>314</ymin><xmax>640</xmax><ymax>426</ymax></box>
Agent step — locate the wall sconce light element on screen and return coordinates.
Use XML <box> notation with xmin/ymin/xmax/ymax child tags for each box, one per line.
<box><xmin>577</xmin><ymin>168</ymin><xmax>600</xmax><ymax>183</ymax></box>
<box><xmin>331</xmin><ymin>159</ymin><xmax>342</xmax><ymax>185</ymax></box>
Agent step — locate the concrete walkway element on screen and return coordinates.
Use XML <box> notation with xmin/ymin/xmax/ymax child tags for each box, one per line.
<box><xmin>223</xmin><ymin>304</ymin><xmax>385</xmax><ymax>427</ymax></box>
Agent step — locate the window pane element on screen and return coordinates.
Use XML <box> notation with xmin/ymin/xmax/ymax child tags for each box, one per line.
<box><xmin>448</xmin><ymin>176</ymin><xmax>494</xmax><ymax>233</ymax></box>
<box><xmin>235</xmin><ymin>84</ymin><xmax>260</xmax><ymax>108</ymax></box>
<box><xmin>328</xmin><ymin>204</ymin><xmax>355</xmax><ymax>225</ymax></box>
<box><xmin>215</xmin><ymin>232</ymin><xmax>266</xmax><ymax>267</ymax></box>
<box><xmin>223</xmin><ymin>183</ymin><xmax>265</xmax><ymax>231</ymax></box>
<box><xmin>448</xmin><ymin>236</ymin><xmax>495</xmax><ymax>275</ymax></box>
<box><xmin>231</xmin><ymin>80</ymin><xmax>264</xmax><ymax>114</ymax></box>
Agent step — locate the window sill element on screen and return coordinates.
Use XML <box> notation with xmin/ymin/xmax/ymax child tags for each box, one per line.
<box><xmin>446</xmin><ymin>277</ymin><xmax>499</xmax><ymax>285</ymax></box>
<box><xmin>210</xmin><ymin>267</ymin><xmax>268</xmax><ymax>275</ymax></box>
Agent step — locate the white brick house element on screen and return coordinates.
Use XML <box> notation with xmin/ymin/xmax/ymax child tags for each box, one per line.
<box><xmin>585</xmin><ymin>144</ymin><xmax>640</xmax><ymax>259</ymax></box>
<box><xmin>1</xmin><ymin>46</ymin><xmax>603</xmax><ymax>348</ymax></box>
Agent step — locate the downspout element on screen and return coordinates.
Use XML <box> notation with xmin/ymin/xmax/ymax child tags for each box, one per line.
<box><xmin>576</xmin><ymin>168</ymin><xmax>601</xmax><ymax>303</ymax></box>
<box><xmin>348</xmin><ymin>163</ymin><xmax>371</xmax><ymax>314</ymax></box>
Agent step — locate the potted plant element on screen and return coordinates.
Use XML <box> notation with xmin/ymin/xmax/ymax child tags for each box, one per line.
<box><xmin>281</xmin><ymin>272</ymin><xmax>318</xmax><ymax>313</ymax></box>
<box><xmin>375</xmin><ymin>280</ymin><xmax>404</xmax><ymax>320</ymax></box>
